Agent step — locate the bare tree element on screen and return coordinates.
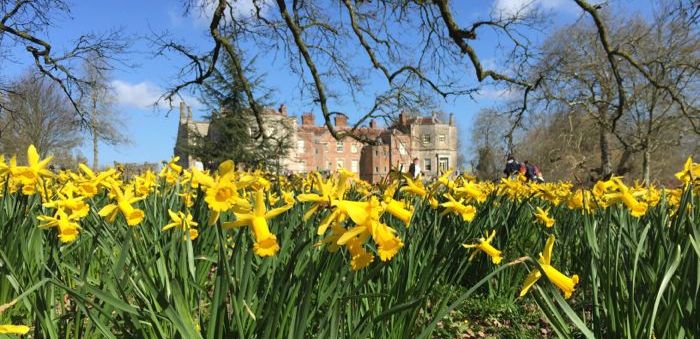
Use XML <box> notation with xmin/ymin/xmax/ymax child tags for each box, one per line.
<box><xmin>81</xmin><ymin>56</ymin><xmax>129</xmax><ymax>170</ymax></box>
<box><xmin>0</xmin><ymin>0</ymin><xmax>129</xmax><ymax>122</ymax></box>
<box><xmin>525</xmin><ymin>1</ymin><xmax>698</xmax><ymax>181</ymax></box>
<box><xmin>157</xmin><ymin>0</ymin><xmax>543</xmax><ymax>144</ymax></box>
<box><xmin>612</xmin><ymin>3</ymin><xmax>699</xmax><ymax>184</ymax></box>
<box><xmin>470</xmin><ymin>108</ymin><xmax>511</xmax><ymax>180</ymax></box>
<box><xmin>0</xmin><ymin>70</ymin><xmax>82</xmax><ymax>161</ymax></box>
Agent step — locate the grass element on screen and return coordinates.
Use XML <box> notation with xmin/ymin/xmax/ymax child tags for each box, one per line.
<box><xmin>426</xmin><ymin>287</ymin><xmax>547</xmax><ymax>338</ymax></box>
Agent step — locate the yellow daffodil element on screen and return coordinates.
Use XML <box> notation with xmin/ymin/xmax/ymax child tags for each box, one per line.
<box><xmin>0</xmin><ymin>324</ymin><xmax>30</xmax><ymax>334</ymax></box>
<box><xmin>179</xmin><ymin>190</ymin><xmax>197</xmax><ymax>208</ymax></box>
<box><xmin>42</xmin><ymin>184</ymin><xmax>90</xmax><ymax>218</ymax></box>
<box><xmin>346</xmin><ymin>236</ymin><xmax>374</xmax><ymax>271</ymax></box>
<box><xmin>73</xmin><ymin>164</ymin><xmax>116</xmax><ymax>198</ymax></box>
<box><xmin>533</xmin><ymin>206</ymin><xmax>555</xmax><ymax>228</ymax></box>
<box><xmin>335</xmin><ymin>196</ymin><xmax>404</xmax><ymax>262</ymax></box>
<box><xmin>98</xmin><ymin>184</ymin><xmax>145</xmax><ymax>226</ymax></box>
<box><xmin>203</xmin><ymin>176</ymin><xmax>250</xmax><ymax>217</ymax></box>
<box><xmin>0</xmin><ymin>155</ymin><xmax>10</xmax><ymax>178</ymax></box>
<box><xmin>400</xmin><ymin>176</ymin><xmax>428</xmax><ymax>198</ymax></box>
<box><xmin>602</xmin><ymin>179</ymin><xmax>648</xmax><ymax>217</ymax></box>
<box><xmin>453</xmin><ymin>182</ymin><xmax>487</xmax><ymax>203</ymax></box>
<box><xmin>674</xmin><ymin>157</ymin><xmax>699</xmax><ymax>185</ymax></box>
<box><xmin>134</xmin><ymin>170</ymin><xmax>158</xmax><ymax>197</ymax></box>
<box><xmin>462</xmin><ymin>230</ymin><xmax>503</xmax><ymax>264</ymax></box>
<box><xmin>162</xmin><ymin>209</ymin><xmax>199</xmax><ymax>240</ymax></box>
<box><xmin>222</xmin><ymin>189</ymin><xmax>293</xmax><ymax>257</ymax></box>
<box><xmin>315</xmin><ymin>223</ymin><xmax>347</xmax><ymax>253</ymax></box>
<box><xmin>440</xmin><ymin>194</ymin><xmax>477</xmax><ymax>222</ymax></box>
<box><xmin>10</xmin><ymin>144</ymin><xmax>53</xmax><ymax>182</ymax></box>
<box><xmin>382</xmin><ymin>182</ymin><xmax>413</xmax><ymax>226</ymax></box>
<box><xmin>297</xmin><ymin>172</ymin><xmax>336</xmax><ymax>221</ymax></box>
<box><xmin>0</xmin><ymin>299</ymin><xmax>29</xmax><ymax>334</ymax></box>
<box><xmin>204</xmin><ymin>179</ymin><xmax>238</xmax><ymax>212</ymax></box>
<box><xmin>436</xmin><ymin>169</ymin><xmax>455</xmax><ymax>190</ymax></box>
<box><xmin>37</xmin><ymin>208</ymin><xmax>81</xmax><ymax>243</ymax></box>
<box><xmin>520</xmin><ymin>235</ymin><xmax>579</xmax><ymax>299</ymax></box>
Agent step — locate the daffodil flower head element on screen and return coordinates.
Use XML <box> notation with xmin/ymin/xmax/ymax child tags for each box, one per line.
<box><xmin>439</xmin><ymin>194</ymin><xmax>477</xmax><ymax>222</ymax></box>
<box><xmin>335</xmin><ymin>196</ymin><xmax>404</xmax><ymax>262</ymax></box>
<box><xmin>98</xmin><ymin>184</ymin><xmax>145</xmax><ymax>226</ymax></box>
<box><xmin>222</xmin><ymin>189</ymin><xmax>292</xmax><ymax>257</ymax></box>
<box><xmin>37</xmin><ymin>208</ymin><xmax>81</xmax><ymax>243</ymax></box>
<box><xmin>533</xmin><ymin>206</ymin><xmax>555</xmax><ymax>228</ymax></box>
<box><xmin>462</xmin><ymin>230</ymin><xmax>503</xmax><ymax>264</ymax></box>
<box><xmin>0</xmin><ymin>299</ymin><xmax>30</xmax><ymax>334</ymax></box>
<box><xmin>520</xmin><ymin>235</ymin><xmax>579</xmax><ymax>299</ymax></box>
<box><xmin>162</xmin><ymin>209</ymin><xmax>199</xmax><ymax>240</ymax></box>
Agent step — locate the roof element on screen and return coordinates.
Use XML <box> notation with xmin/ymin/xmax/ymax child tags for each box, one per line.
<box><xmin>297</xmin><ymin>125</ymin><xmax>384</xmax><ymax>140</ymax></box>
<box><xmin>406</xmin><ymin>115</ymin><xmax>442</xmax><ymax>125</ymax></box>
<box><xmin>189</xmin><ymin>121</ymin><xmax>210</xmax><ymax>135</ymax></box>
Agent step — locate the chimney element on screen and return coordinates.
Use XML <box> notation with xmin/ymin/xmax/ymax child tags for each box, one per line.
<box><xmin>449</xmin><ymin>113</ymin><xmax>454</xmax><ymax>126</ymax></box>
<box><xmin>179</xmin><ymin>101</ymin><xmax>187</xmax><ymax>122</ymax></box>
<box><xmin>279</xmin><ymin>104</ymin><xmax>287</xmax><ymax>116</ymax></box>
<box><xmin>187</xmin><ymin>106</ymin><xmax>193</xmax><ymax>121</ymax></box>
<box><xmin>334</xmin><ymin>114</ymin><xmax>348</xmax><ymax>127</ymax></box>
<box><xmin>369</xmin><ymin>119</ymin><xmax>377</xmax><ymax>129</ymax></box>
<box><xmin>301</xmin><ymin>112</ymin><xmax>314</xmax><ymax>126</ymax></box>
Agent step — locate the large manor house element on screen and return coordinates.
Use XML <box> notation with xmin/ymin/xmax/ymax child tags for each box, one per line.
<box><xmin>174</xmin><ymin>102</ymin><xmax>458</xmax><ymax>183</ymax></box>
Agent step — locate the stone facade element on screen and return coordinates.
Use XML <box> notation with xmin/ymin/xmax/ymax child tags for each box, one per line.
<box><xmin>174</xmin><ymin>102</ymin><xmax>299</xmax><ymax>171</ymax></box>
<box><xmin>400</xmin><ymin>113</ymin><xmax>458</xmax><ymax>178</ymax></box>
<box><xmin>174</xmin><ymin>102</ymin><xmax>458</xmax><ymax>182</ymax></box>
<box><xmin>174</xmin><ymin>101</ymin><xmax>209</xmax><ymax>169</ymax></box>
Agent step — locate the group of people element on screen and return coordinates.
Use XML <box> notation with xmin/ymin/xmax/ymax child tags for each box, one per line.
<box><xmin>503</xmin><ymin>155</ymin><xmax>544</xmax><ymax>183</ymax></box>
<box><xmin>407</xmin><ymin>156</ymin><xmax>544</xmax><ymax>183</ymax></box>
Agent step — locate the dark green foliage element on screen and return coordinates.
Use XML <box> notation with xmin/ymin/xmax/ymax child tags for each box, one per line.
<box><xmin>185</xmin><ymin>51</ymin><xmax>291</xmax><ymax>172</ymax></box>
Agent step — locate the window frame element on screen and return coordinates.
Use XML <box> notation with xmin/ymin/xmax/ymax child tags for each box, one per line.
<box><xmin>336</xmin><ymin>141</ymin><xmax>344</xmax><ymax>152</ymax></box>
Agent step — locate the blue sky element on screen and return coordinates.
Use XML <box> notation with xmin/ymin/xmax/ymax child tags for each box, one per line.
<box><xmin>0</xmin><ymin>0</ymin><xmax>653</xmax><ymax>167</ymax></box>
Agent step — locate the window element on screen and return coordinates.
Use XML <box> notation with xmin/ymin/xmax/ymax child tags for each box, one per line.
<box><xmin>424</xmin><ymin>158</ymin><xmax>432</xmax><ymax>171</ymax></box>
<box><xmin>422</xmin><ymin>134</ymin><xmax>431</xmax><ymax>144</ymax></box>
<box><xmin>336</xmin><ymin>141</ymin><xmax>344</xmax><ymax>152</ymax></box>
<box><xmin>375</xmin><ymin>150</ymin><xmax>379</xmax><ymax>156</ymax></box>
<box><xmin>438</xmin><ymin>134</ymin><xmax>446</xmax><ymax>143</ymax></box>
<box><xmin>336</xmin><ymin>159</ymin><xmax>344</xmax><ymax>169</ymax></box>
<box><xmin>297</xmin><ymin>140</ymin><xmax>305</xmax><ymax>153</ymax></box>
<box><xmin>439</xmin><ymin>157</ymin><xmax>449</xmax><ymax>171</ymax></box>
<box><xmin>351</xmin><ymin>160</ymin><xmax>359</xmax><ymax>173</ymax></box>
<box><xmin>375</xmin><ymin>166</ymin><xmax>379</xmax><ymax>172</ymax></box>
<box><xmin>351</xmin><ymin>143</ymin><xmax>358</xmax><ymax>153</ymax></box>
<box><xmin>398</xmin><ymin>144</ymin><xmax>407</xmax><ymax>155</ymax></box>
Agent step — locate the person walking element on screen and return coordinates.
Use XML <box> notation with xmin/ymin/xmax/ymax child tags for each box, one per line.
<box><xmin>408</xmin><ymin>158</ymin><xmax>421</xmax><ymax>179</ymax></box>
<box><xmin>503</xmin><ymin>155</ymin><xmax>520</xmax><ymax>178</ymax></box>
<box><xmin>524</xmin><ymin>160</ymin><xmax>536</xmax><ymax>181</ymax></box>
<box><xmin>533</xmin><ymin>164</ymin><xmax>545</xmax><ymax>183</ymax></box>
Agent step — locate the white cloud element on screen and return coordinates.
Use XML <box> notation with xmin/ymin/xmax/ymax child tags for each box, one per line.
<box><xmin>191</xmin><ymin>0</ymin><xmax>274</xmax><ymax>26</ymax></box>
<box><xmin>493</xmin><ymin>0</ymin><xmax>566</xmax><ymax>16</ymax></box>
<box><xmin>475</xmin><ymin>87</ymin><xmax>520</xmax><ymax>101</ymax></box>
<box><xmin>111</xmin><ymin>80</ymin><xmax>201</xmax><ymax>110</ymax></box>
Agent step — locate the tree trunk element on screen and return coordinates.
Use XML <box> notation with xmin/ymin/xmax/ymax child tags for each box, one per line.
<box><xmin>615</xmin><ymin>148</ymin><xmax>632</xmax><ymax>176</ymax></box>
<box><xmin>599</xmin><ymin>125</ymin><xmax>612</xmax><ymax>179</ymax></box>
<box><xmin>91</xmin><ymin>92</ymin><xmax>99</xmax><ymax>171</ymax></box>
<box><xmin>642</xmin><ymin>148</ymin><xmax>651</xmax><ymax>186</ymax></box>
